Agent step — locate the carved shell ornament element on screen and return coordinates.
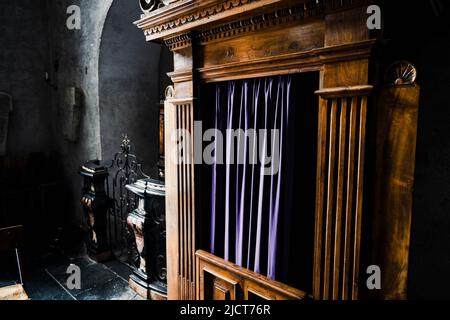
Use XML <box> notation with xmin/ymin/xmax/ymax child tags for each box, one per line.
<box><xmin>165</xmin><ymin>85</ymin><xmax>175</xmax><ymax>99</ymax></box>
<box><xmin>385</xmin><ymin>61</ymin><xmax>417</xmax><ymax>85</ymax></box>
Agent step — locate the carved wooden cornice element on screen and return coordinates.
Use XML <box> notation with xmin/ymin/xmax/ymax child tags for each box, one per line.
<box><xmin>162</xmin><ymin>1</ymin><xmax>325</xmax><ymax>50</ymax></box>
<box><xmin>164</xmin><ymin>39</ymin><xmax>375</xmax><ymax>83</ymax></box>
<box><xmin>135</xmin><ymin>0</ymin><xmax>368</xmax><ymax>46</ymax></box>
<box><xmin>135</xmin><ymin>0</ymin><xmax>281</xmax><ymax>42</ymax></box>
<box><xmin>196</xmin><ymin>4</ymin><xmax>323</xmax><ymax>45</ymax></box>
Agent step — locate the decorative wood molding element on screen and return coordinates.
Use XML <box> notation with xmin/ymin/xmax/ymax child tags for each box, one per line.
<box><xmin>167</xmin><ymin>69</ymin><xmax>193</xmax><ymax>83</ymax></box>
<box><xmin>315</xmin><ymin>85</ymin><xmax>374</xmax><ymax>98</ymax></box>
<box><xmin>195</xmin><ymin>2</ymin><xmax>327</xmax><ymax>45</ymax></box>
<box><xmin>198</xmin><ymin>40</ymin><xmax>375</xmax><ymax>82</ymax></box>
<box><xmin>136</xmin><ymin>0</ymin><xmax>281</xmax><ymax>42</ymax></box>
<box><xmin>164</xmin><ymin>33</ymin><xmax>193</xmax><ymax>50</ymax></box>
<box><xmin>169</xmin><ymin>97</ymin><xmax>196</xmax><ymax>104</ymax></box>
<box><xmin>136</xmin><ymin>0</ymin><xmax>368</xmax><ymax>44</ymax></box>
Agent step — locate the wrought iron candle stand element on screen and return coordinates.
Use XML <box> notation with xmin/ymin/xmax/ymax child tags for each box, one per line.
<box><xmin>79</xmin><ymin>160</ymin><xmax>112</xmax><ymax>262</ymax></box>
<box><xmin>126</xmin><ymin>179</ymin><xmax>167</xmax><ymax>300</ymax></box>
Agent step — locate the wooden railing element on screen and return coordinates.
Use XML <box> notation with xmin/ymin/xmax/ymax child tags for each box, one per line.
<box><xmin>196</xmin><ymin>250</ymin><xmax>309</xmax><ymax>300</ymax></box>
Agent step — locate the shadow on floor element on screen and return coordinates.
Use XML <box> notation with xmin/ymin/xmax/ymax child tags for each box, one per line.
<box><xmin>1</xmin><ymin>245</ymin><xmax>144</xmax><ymax>301</ymax></box>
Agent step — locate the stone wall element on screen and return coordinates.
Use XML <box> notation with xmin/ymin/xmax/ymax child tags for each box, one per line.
<box><xmin>46</xmin><ymin>0</ymin><xmax>171</xmax><ymax>226</ymax></box>
<box><xmin>0</xmin><ymin>0</ymin><xmax>52</xmax><ymax>156</ymax></box>
<box><xmin>46</xmin><ymin>0</ymin><xmax>113</xmax><ymax>226</ymax></box>
<box><xmin>99</xmin><ymin>0</ymin><xmax>170</xmax><ymax>175</ymax></box>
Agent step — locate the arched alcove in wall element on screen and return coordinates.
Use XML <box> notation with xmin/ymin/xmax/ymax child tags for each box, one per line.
<box><xmin>99</xmin><ymin>0</ymin><xmax>173</xmax><ymax>174</ymax></box>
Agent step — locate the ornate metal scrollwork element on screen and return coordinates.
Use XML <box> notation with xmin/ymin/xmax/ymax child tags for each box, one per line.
<box><xmin>385</xmin><ymin>61</ymin><xmax>417</xmax><ymax>86</ymax></box>
<box><xmin>139</xmin><ymin>0</ymin><xmax>170</xmax><ymax>14</ymax></box>
<box><xmin>107</xmin><ymin>135</ymin><xmax>150</xmax><ymax>267</ymax></box>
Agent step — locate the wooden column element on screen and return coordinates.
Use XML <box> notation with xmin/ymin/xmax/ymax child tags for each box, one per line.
<box><xmin>165</xmin><ymin>39</ymin><xmax>197</xmax><ymax>300</ymax></box>
<box><xmin>313</xmin><ymin>6</ymin><xmax>372</xmax><ymax>300</ymax></box>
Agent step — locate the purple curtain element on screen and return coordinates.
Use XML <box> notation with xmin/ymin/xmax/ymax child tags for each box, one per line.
<box><xmin>209</xmin><ymin>75</ymin><xmax>294</xmax><ymax>281</ymax></box>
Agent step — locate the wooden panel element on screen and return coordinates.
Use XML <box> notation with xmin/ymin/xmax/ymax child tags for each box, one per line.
<box><xmin>323</xmin><ymin>60</ymin><xmax>370</xmax><ymax>88</ymax></box>
<box><xmin>325</xmin><ymin>7</ymin><xmax>369</xmax><ymax>47</ymax></box>
<box><xmin>314</xmin><ymin>87</ymin><xmax>372</xmax><ymax>300</ymax></box>
<box><xmin>199</xmin><ymin>40</ymin><xmax>374</xmax><ymax>83</ymax></box>
<box><xmin>164</xmin><ymin>98</ymin><xmax>179</xmax><ymax>300</ymax></box>
<box><xmin>201</xmin><ymin>268</ymin><xmax>238</xmax><ymax>300</ymax></box>
<box><xmin>247</xmin><ymin>288</ymin><xmax>272</xmax><ymax>300</ymax></box>
<box><xmin>196</xmin><ymin>250</ymin><xmax>308</xmax><ymax>300</ymax></box>
<box><xmin>213</xmin><ymin>278</ymin><xmax>232</xmax><ymax>300</ymax></box>
<box><xmin>174</xmin><ymin>47</ymin><xmax>194</xmax><ymax>71</ymax></box>
<box><xmin>201</xmin><ymin>20</ymin><xmax>325</xmax><ymax>68</ymax></box>
<box><xmin>373</xmin><ymin>83</ymin><xmax>420</xmax><ymax>299</ymax></box>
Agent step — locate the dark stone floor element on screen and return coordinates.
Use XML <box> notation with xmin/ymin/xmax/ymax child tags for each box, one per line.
<box><xmin>1</xmin><ymin>245</ymin><xmax>144</xmax><ymax>300</ymax></box>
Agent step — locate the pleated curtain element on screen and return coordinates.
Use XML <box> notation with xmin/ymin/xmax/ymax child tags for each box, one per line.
<box><xmin>209</xmin><ymin>75</ymin><xmax>296</xmax><ymax>281</ymax></box>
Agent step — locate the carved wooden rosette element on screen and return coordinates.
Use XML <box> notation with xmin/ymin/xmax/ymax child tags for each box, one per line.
<box><xmin>134</xmin><ymin>0</ymin><xmax>419</xmax><ymax>301</ymax></box>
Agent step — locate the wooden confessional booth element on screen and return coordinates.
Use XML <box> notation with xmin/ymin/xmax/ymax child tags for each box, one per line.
<box><xmin>135</xmin><ymin>0</ymin><xmax>420</xmax><ymax>300</ymax></box>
